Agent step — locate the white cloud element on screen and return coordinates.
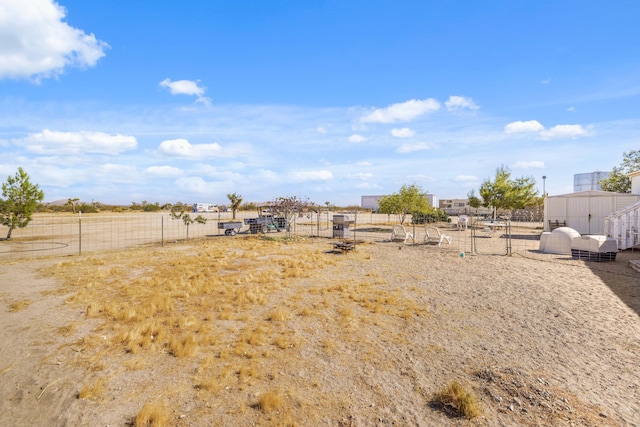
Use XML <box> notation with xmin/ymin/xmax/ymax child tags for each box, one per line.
<box><xmin>541</xmin><ymin>78</ymin><xmax>551</xmax><ymax>84</ymax></box>
<box><xmin>13</xmin><ymin>129</ymin><xmax>137</xmax><ymax>154</ymax></box>
<box><xmin>406</xmin><ymin>174</ymin><xmax>434</xmax><ymax>182</ymax></box>
<box><xmin>94</xmin><ymin>163</ymin><xmax>138</xmax><ymax>183</ymax></box>
<box><xmin>360</xmin><ymin>98</ymin><xmax>440</xmax><ymax>123</ymax></box>
<box><xmin>252</xmin><ymin>169</ymin><xmax>279</xmax><ymax>183</ymax></box>
<box><xmin>567</xmin><ymin>107</ymin><xmax>575</xmax><ymax>112</ymax></box>
<box><xmin>175</xmin><ymin>176</ymin><xmax>209</xmax><ymax>193</ymax></box>
<box><xmin>355</xmin><ymin>182</ymin><xmax>381</xmax><ymax>189</ymax></box>
<box><xmin>396</xmin><ymin>142</ymin><xmax>434</xmax><ymax>153</ymax></box>
<box><xmin>159</xmin><ymin>78</ymin><xmax>205</xmax><ymax>96</ymax></box>
<box><xmin>505</xmin><ymin>120</ymin><xmax>592</xmax><ymax>140</ymax></box>
<box><xmin>316</xmin><ymin>126</ymin><xmax>327</xmax><ymax>134</ymax></box>
<box><xmin>159</xmin><ymin>78</ymin><xmax>211</xmax><ymax>105</ymax></box>
<box><xmin>288</xmin><ymin>170</ymin><xmax>333</xmax><ymax>182</ymax></box>
<box><xmin>453</xmin><ymin>175</ymin><xmax>478</xmax><ymax>182</ymax></box>
<box><xmin>512</xmin><ymin>161</ymin><xmax>545</xmax><ymax>169</ymax></box>
<box><xmin>504</xmin><ymin>120</ymin><xmax>545</xmax><ymax>134</ymax></box>
<box><xmin>157</xmin><ymin>138</ymin><xmax>248</xmax><ymax>159</ymax></box>
<box><xmin>348</xmin><ymin>134</ymin><xmax>367</xmax><ymax>143</ymax></box>
<box><xmin>391</xmin><ymin>128</ymin><xmax>415</xmax><ymax>138</ymax></box>
<box><xmin>145</xmin><ymin>165</ymin><xmax>182</xmax><ymax>177</ymax></box>
<box><xmin>445</xmin><ymin>96</ymin><xmax>479</xmax><ymax>112</ymax></box>
<box><xmin>0</xmin><ymin>0</ymin><xmax>108</xmax><ymax>81</ymax></box>
<box><xmin>347</xmin><ymin>172</ymin><xmax>373</xmax><ymax>180</ymax></box>
<box><xmin>355</xmin><ymin>161</ymin><xmax>372</xmax><ymax>167</ymax></box>
<box><xmin>541</xmin><ymin>125</ymin><xmax>591</xmax><ymax>140</ymax></box>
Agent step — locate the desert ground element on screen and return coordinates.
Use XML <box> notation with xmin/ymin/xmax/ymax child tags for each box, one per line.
<box><xmin>1</xmin><ymin>234</ymin><xmax>640</xmax><ymax>426</ymax></box>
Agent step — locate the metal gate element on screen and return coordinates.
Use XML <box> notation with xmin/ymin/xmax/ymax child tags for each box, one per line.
<box><xmin>470</xmin><ymin>219</ymin><xmax>512</xmax><ymax>255</ymax></box>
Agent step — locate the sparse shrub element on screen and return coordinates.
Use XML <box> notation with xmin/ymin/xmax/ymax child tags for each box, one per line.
<box><xmin>196</xmin><ymin>376</ymin><xmax>217</xmax><ymax>392</ymax></box>
<box><xmin>168</xmin><ymin>334</ymin><xmax>197</xmax><ymax>357</ymax></box>
<box><xmin>268</xmin><ymin>306</ymin><xmax>291</xmax><ymax>321</ymax></box>
<box><xmin>78</xmin><ymin>377</ymin><xmax>107</xmax><ymax>400</ymax></box>
<box><xmin>8</xmin><ymin>299</ymin><xmax>32</xmax><ymax>312</ymax></box>
<box><xmin>432</xmin><ymin>381</ymin><xmax>481</xmax><ymax>419</ymax></box>
<box><xmin>134</xmin><ymin>401</ymin><xmax>170</xmax><ymax>427</ymax></box>
<box><xmin>257</xmin><ymin>389</ymin><xmax>285</xmax><ymax>412</ymax></box>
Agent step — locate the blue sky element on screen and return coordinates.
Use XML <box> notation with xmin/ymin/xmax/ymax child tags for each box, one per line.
<box><xmin>1</xmin><ymin>0</ymin><xmax>639</xmax><ymax>206</ymax></box>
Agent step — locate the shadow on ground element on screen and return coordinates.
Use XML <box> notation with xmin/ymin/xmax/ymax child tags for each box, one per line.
<box><xmin>585</xmin><ymin>250</ymin><xmax>640</xmax><ymax>317</ymax></box>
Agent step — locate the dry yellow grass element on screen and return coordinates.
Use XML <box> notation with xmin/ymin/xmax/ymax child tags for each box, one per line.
<box><xmin>257</xmin><ymin>389</ymin><xmax>285</xmax><ymax>412</ymax></box>
<box><xmin>78</xmin><ymin>377</ymin><xmax>108</xmax><ymax>400</ymax></box>
<box><xmin>433</xmin><ymin>381</ymin><xmax>482</xmax><ymax>419</ymax></box>
<box><xmin>38</xmin><ymin>236</ymin><xmax>430</xmax><ymax>424</ymax></box>
<box><xmin>134</xmin><ymin>401</ymin><xmax>170</xmax><ymax>427</ymax></box>
<box><xmin>8</xmin><ymin>299</ymin><xmax>32</xmax><ymax>312</ymax></box>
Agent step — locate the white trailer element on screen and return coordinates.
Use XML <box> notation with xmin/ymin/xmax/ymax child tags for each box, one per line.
<box><xmin>193</xmin><ymin>203</ymin><xmax>219</xmax><ymax>213</ymax></box>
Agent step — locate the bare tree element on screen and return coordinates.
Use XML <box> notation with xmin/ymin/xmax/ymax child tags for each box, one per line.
<box><xmin>270</xmin><ymin>195</ymin><xmax>312</xmax><ymax>232</ymax></box>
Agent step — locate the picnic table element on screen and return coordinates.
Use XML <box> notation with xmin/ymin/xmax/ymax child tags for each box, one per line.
<box><xmin>481</xmin><ymin>221</ymin><xmax>505</xmax><ymax>230</ymax></box>
<box><xmin>330</xmin><ymin>240</ymin><xmax>358</xmax><ymax>253</ymax></box>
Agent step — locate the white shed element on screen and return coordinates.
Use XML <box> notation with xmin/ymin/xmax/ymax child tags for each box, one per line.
<box><xmin>544</xmin><ymin>191</ymin><xmax>640</xmax><ymax>234</ymax></box>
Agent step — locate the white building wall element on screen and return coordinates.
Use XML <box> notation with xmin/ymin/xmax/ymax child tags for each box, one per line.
<box><xmin>361</xmin><ymin>195</ymin><xmax>383</xmax><ymax>211</ymax></box>
<box><xmin>544</xmin><ymin>191</ymin><xmax>640</xmax><ymax>234</ymax></box>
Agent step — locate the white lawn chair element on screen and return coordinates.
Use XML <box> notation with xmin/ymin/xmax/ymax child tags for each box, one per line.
<box><xmin>424</xmin><ymin>226</ymin><xmax>452</xmax><ymax>246</ymax></box>
<box><xmin>457</xmin><ymin>215</ymin><xmax>468</xmax><ymax>230</ymax></box>
<box><xmin>390</xmin><ymin>225</ymin><xmax>413</xmax><ymax>243</ymax></box>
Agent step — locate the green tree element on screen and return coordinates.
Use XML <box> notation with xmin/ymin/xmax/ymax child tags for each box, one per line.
<box><xmin>377</xmin><ymin>183</ymin><xmax>431</xmax><ymax>224</ymax></box>
<box><xmin>477</xmin><ymin>165</ymin><xmax>538</xmax><ymax>218</ymax></box>
<box><xmin>467</xmin><ymin>189</ymin><xmax>481</xmax><ymax>210</ymax></box>
<box><xmin>1</xmin><ymin>168</ymin><xmax>45</xmax><ymax>239</ymax></box>
<box><xmin>599</xmin><ymin>150</ymin><xmax>640</xmax><ymax>193</ymax></box>
<box><xmin>227</xmin><ymin>192</ymin><xmax>243</xmax><ymax>219</ymax></box>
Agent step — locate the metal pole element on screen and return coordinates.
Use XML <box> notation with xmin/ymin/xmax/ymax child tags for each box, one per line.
<box><xmin>161</xmin><ymin>215</ymin><xmax>164</xmax><ymax>247</ymax></box>
<box><xmin>78</xmin><ymin>212</ymin><xmax>82</xmax><ymax>255</ymax></box>
<box><xmin>353</xmin><ymin>211</ymin><xmax>357</xmax><ymax>243</ymax></box>
<box><xmin>412</xmin><ymin>221</ymin><xmax>416</xmax><ymax>245</ymax></box>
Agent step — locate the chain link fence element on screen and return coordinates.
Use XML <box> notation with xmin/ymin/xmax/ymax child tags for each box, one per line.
<box><xmin>0</xmin><ymin>212</ymin><xmax>544</xmax><ymax>260</ymax></box>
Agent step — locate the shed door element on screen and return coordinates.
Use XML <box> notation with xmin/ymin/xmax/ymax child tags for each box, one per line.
<box><xmin>589</xmin><ymin>197</ymin><xmax>613</xmax><ymax>235</ymax></box>
<box><xmin>567</xmin><ymin>197</ymin><xmax>590</xmax><ymax>234</ymax></box>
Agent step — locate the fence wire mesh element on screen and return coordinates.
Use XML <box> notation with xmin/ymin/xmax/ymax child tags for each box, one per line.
<box><xmin>0</xmin><ymin>212</ymin><xmax>544</xmax><ymax>260</ymax></box>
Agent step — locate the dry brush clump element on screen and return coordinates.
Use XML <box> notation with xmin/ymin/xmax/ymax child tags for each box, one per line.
<box><xmin>134</xmin><ymin>401</ymin><xmax>171</xmax><ymax>427</ymax></box>
<box><xmin>8</xmin><ymin>299</ymin><xmax>33</xmax><ymax>312</ymax></box>
<box><xmin>78</xmin><ymin>376</ymin><xmax>108</xmax><ymax>400</ymax></box>
<box><xmin>432</xmin><ymin>381</ymin><xmax>482</xmax><ymax>419</ymax></box>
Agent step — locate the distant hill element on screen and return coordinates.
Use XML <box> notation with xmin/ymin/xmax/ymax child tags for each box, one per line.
<box><xmin>44</xmin><ymin>199</ymin><xmax>71</xmax><ymax>206</ymax></box>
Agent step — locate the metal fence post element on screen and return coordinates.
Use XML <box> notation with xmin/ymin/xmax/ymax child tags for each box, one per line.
<box><xmin>412</xmin><ymin>221</ymin><xmax>416</xmax><ymax>245</ymax></box>
<box><xmin>78</xmin><ymin>212</ymin><xmax>82</xmax><ymax>255</ymax></box>
<box><xmin>353</xmin><ymin>211</ymin><xmax>357</xmax><ymax>242</ymax></box>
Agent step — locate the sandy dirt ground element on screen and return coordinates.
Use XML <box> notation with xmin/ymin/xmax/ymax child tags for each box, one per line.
<box><xmin>1</xmin><ymin>236</ymin><xmax>640</xmax><ymax>426</ymax></box>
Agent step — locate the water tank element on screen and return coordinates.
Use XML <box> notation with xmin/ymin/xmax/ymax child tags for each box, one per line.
<box><xmin>573</xmin><ymin>171</ymin><xmax>610</xmax><ymax>192</ymax></box>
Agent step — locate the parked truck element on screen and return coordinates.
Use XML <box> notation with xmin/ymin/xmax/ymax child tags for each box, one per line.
<box><xmin>243</xmin><ymin>206</ymin><xmax>286</xmax><ymax>234</ymax></box>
